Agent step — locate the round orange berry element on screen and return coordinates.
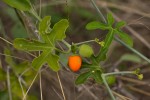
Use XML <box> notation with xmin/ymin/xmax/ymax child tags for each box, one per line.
<box><xmin>68</xmin><ymin>55</ymin><xmax>82</xmax><ymax>72</ymax></box>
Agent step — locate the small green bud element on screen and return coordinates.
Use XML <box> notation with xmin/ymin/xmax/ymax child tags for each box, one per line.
<box><xmin>138</xmin><ymin>74</ymin><xmax>143</xmax><ymax>80</ymax></box>
<box><xmin>98</xmin><ymin>41</ymin><xmax>105</xmax><ymax>47</ymax></box>
<box><xmin>79</xmin><ymin>44</ymin><xmax>94</xmax><ymax>58</ymax></box>
<box><xmin>133</xmin><ymin>68</ymin><xmax>140</xmax><ymax>75</ymax></box>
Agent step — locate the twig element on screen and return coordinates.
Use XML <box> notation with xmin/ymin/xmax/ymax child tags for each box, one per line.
<box><xmin>7</xmin><ymin>66</ymin><xmax>12</xmax><ymax>100</ymax></box>
<box><xmin>76</xmin><ymin>85</ymin><xmax>99</xmax><ymax>100</ymax></box>
<box><xmin>18</xmin><ymin>77</ymin><xmax>26</xmax><ymax>100</ymax></box>
<box><xmin>0</xmin><ymin>37</ymin><xmax>13</xmax><ymax>45</ymax></box>
<box><xmin>23</xmin><ymin>71</ymin><xmax>39</xmax><ymax>100</ymax></box>
<box><xmin>39</xmin><ymin>72</ymin><xmax>43</xmax><ymax>100</ymax></box>
<box><xmin>0</xmin><ymin>53</ymin><xmax>28</xmax><ymax>61</ymax></box>
<box><xmin>57</xmin><ymin>72</ymin><xmax>66</xmax><ymax>100</ymax></box>
<box><xmin>112</xmin><ymin>91</ymin><xmax>132</xmax><ymax>100</ymax></box>
<box><xmin>127</xmin><ymin>86</ymin><xmax>150</xmax><ymax>96</ymax></box>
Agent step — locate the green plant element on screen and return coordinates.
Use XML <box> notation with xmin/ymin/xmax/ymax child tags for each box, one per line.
<box><xmin>0</xmin><ymin>0</ymin><xmax>148</xmax><ymax>100</ymax></box>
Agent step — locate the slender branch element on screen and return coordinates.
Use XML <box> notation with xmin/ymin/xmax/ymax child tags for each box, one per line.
<box><xmin>75</xmin><ymin>40</ymin><xmax>95</xmax><ymax>45</ymax></box>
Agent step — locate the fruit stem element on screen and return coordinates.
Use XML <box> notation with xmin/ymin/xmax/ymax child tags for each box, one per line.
<box><xmin>75</xmin><ymin>40</ymin><xmax>95</xmax><ymax>45</ymax></box>
<box><xmin>104</xmin><ymin>71</ymin><xmax>133</xmax><ymax>76</ymax></box>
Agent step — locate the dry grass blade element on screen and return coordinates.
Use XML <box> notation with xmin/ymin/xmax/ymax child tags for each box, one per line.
<box><xmin>97</xmin><ymin>1</ymin><xmax>150</xmax><ymax>19</ymax></box>
<box><xmin>127</xmin><ymin>86</ymin><xmax>150</xmax><ymax>97</ymax></box>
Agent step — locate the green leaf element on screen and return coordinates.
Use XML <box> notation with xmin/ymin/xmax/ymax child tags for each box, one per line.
<box><xmin>75</xmin><ymin>71</ymin><xmax>92</xmax><ymax>85</ymax></box>
<box><xmin>14</xmin><ymin>38</ymin><xmax>52</xmax><ymax>51</ymax></box>
<box><xmin>116</xmin><ymin>30</ymin><xmax>133</xmax><ymax>47</ymax></box>
<box><xmin>32</xmin><ymin>50</ymin><xmax>51</xmax><ymax>70</ymax></box>
<box><xmin>120</xmin><ymin>54</ymin><xmax>142</xmax><ymax>63</ymax></box>
<box><xmin>0</xmin><ymin>68</ymin><xmax>6</xmax><ymax>81</ymax></box>
<box><xmin>48</xmin><ymin>19</ymin><xmax>69</xmax><ymax>44</ymax></box>
<box><xmin>115</xmin><ymin>21</ymin><xmax>126</xmax><ymax>29</ymax></box>
<box><xmin>92</xmin><ymin>70</ymin><xmax>102</xmax><ymax>84</ymax></box>
<box><xmin>10</xmin><ymin>75</ymin><xmax>23</xmax><ymax>98</ymax></box>
<box><xmin>14</xmin><ymin>61</ymin><xmax>30</xmax><ymax>75</ymax></box>
<box><xmin>86</xmin><ymin>21</ymin><xmax>109</xmax><ymax>30</ymax></box>
<box><xmin>14</xmin><ymin>18</ymin><xmax>69</xmax><ymax>71</ymax></box>
<box><xmin>4</xmin><ymin>48</ymin><xmax>16</xmax><ymax>67</ymax></box>
<box><xmin>96</xmin><ymin>29</ymin><xmax>114</xmax><ymax>61</ymax></box>
<box><xmin>12</xmin><ymin>23</ymin><xmax>28</xmax><ymax>38</ymax></box>
<box><xmin>39</xmin><ymin>16</ymin><xmax>51</xmax><ymax>34</ymax></box>
<box><xmin>107</xmin><ymin>13</ymin><xmax>114</xmax><ymax>26</ymax></box>
<box><xmin>103</xmin><ymin>29</ymin><xmax>114</xmax><ymax>48</ymax></box>
<box><xmin>46</xmin><ymin>53</ymin><xmax>60</xmax><ymax>71</ymax></box>
<box><xmin>96</xmin><ymin>48</ymin><xmax>108</xmax><ymax>62</ymax></box>
<box><xmin>0</xmin><ymin>91</ymin><xmax>9</xmax><ymax>100</ymax></box>
<box><xmin>2</xmin><ymin>0</ymin><xmax>31</xmax><ymax>11</ymax></box>
<box><xmin>32</xmin><ymin>19</ymin><xmax>68</xmax><ymax>71</ymax></box>
<box><xmin>39</xmin><ymin>19</ymin><xmax>69</xmax><ymax>45</ymax></box>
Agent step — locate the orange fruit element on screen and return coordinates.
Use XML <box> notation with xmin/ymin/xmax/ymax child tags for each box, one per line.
<box><xmin>68</xmin><ymin>55</ymin><xmax>82</xmax><ymax>72</ymax></box>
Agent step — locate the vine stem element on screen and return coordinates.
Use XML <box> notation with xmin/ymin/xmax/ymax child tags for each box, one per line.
<box><xmin>101</xmin><ymin>71</ymin><xmax>134</xmax><ymax>100</ymax></box>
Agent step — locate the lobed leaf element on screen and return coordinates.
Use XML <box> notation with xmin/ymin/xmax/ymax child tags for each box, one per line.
<box><xmin>49</xmin><ymin>19</ymin><xmax>69</xmax><ymax>44</ymax></box>
<box><xmin>46</xmin><ymin>54</ymin><xmax>60</xmax><ymax>71</ymax></box>
<box><xmin>14</xmin><ymin>38</ymin><xmax>52</xmax><ymax>51</ymax></box>
<box><xmin>32</xmin><ymin>50</ymin><xmax>51</xmax><ymax>70</ymax></box>
<box><xmin>14</xmin><ymin>18</ymin><xmax>69</xmax><ymax>72</ymax></box>
<box><xmin>39</xmin><ymin>16</ymin><xmax>51</xmax><ymax>34</ymax></box>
